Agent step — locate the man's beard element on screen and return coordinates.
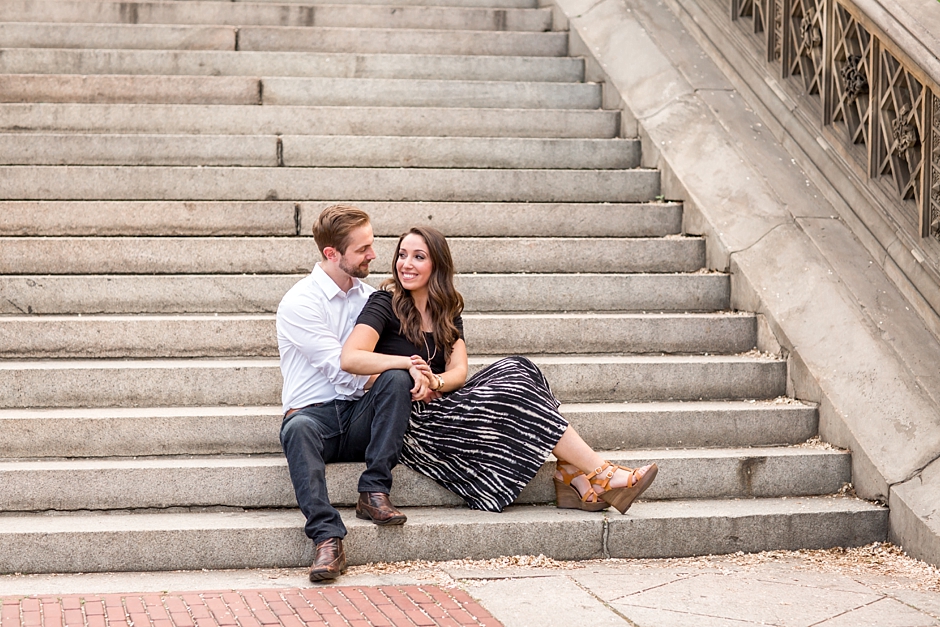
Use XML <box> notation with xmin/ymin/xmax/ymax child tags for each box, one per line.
<box><xmin>339</xmin><ymin>256</ymin><xmax>370</xmax><ymax>279</ymax></box>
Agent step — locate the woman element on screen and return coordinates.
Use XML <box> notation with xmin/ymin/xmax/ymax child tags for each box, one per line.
<box><xmin>341</xmin><ymin>226</ymin><xmax>658</xmax><ymax>514</ymax></box>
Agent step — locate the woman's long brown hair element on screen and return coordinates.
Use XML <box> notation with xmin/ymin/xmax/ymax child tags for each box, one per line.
<box><xmin>382</xmin><ymin>227</ymin><xmax>464</xmax><ymax>360</ymax></box>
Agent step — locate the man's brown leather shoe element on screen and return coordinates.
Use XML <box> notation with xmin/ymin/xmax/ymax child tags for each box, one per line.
<box><xmin>356</xmin><ymin>492</ymin><xmax>407</xmax><ymax>525</ymax></box>
<box><xmin>308</xmin><ymin>537</ymin><xmax>346</xmax><ymax>582</ymax></box>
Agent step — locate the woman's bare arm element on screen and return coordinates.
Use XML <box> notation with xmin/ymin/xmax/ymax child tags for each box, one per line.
<box><xmin>341</xmin><ymin>324</ymin><xmax>413</xmax><ymax>375</ymax></box>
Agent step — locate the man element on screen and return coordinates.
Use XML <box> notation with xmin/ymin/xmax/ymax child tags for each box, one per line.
<box><xmin>277</xmin><ymin>204</ymin><xmax>420</xmax><ymax>582</ymax></box>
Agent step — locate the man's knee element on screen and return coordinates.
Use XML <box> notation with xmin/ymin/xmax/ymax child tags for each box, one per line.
<box><xmin>372</xmin><ymin>369</ymin><xmax>413</xmax><ymax>396</ymax></box>
<box><xmin>281</xmin><ymin>413</ymin><xmax>328</xmax><ymax>451</ymax></box>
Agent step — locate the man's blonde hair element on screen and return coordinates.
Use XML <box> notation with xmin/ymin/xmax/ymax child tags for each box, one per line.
<box><xmin>312</xmin><ymin>204</ymin><xmax>371</xmax><ymax>257</ymax></box>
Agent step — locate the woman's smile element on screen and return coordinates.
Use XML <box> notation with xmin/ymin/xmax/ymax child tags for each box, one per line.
<box><xmin>396</xmin><ymin>233</ymin><xmax>432</xmax><ymax>291</ymax></box>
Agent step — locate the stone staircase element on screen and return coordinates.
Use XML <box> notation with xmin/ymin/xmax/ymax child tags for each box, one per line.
<box><xmin>0</xmin><ymin>0</ymin><xmax>887</xmax><ymax>574</ymax></box>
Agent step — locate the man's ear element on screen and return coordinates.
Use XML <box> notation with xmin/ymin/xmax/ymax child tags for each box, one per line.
<box><xmin>322</xmin><ymin>246</ymin><xmax>338</xmax><ymax>261</ymax></box>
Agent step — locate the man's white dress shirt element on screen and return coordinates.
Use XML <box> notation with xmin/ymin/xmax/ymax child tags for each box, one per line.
<box><xmin>276</xmin><ymin>263</ymin><xmax>376</xmax><ymax>413</ymax></box>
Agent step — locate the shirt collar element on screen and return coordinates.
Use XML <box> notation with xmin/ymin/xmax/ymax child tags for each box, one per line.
<box><xmin>312</xmin><ymin>263</ymin><xmax>365</xmax><ymax>300</ymax></box>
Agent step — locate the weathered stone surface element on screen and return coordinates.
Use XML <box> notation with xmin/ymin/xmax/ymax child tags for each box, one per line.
<box><xmin>0</xmin><ymin>49</ymin><xmax>582</xmax><ymax>82</ymax></box>
<box><xmin>0</xmin><ymin>200</ymin><xmax>677</xmax><ymax>237</ymax></box>
<box><xmin>606</xmin><ymin>497</ymin><xmax>887</xmax><ymax>558</ymax></box>
<box><xmin>0</xmin><ymin>499</ymin><xmax>885</xmax><ymax>573</ymax></box>
<box><xmin>0</xmin><ymin>166</ymin><xmax>658</xmax><ymax>202</ymax></box>
<box><xmin>0</xmin><ymin>311</ymin><xmax>746</xmax><ymax>359</ymax></box>
<box><xmin>0</xmin><ymin>103</ymin><xmax>618</xmax><ymax>138</ymax></box>
<box><xmin>0</xmin><ymin>74</ymin><xmax>259</xmax><ymax>105</ymax></box>
<box><xmin>0</xmin><ymin>201</ymin><xmax>298</xmax><ymax>236</ymax></box>
<box><xmin>0</xmin><ymin>22</ymin><xmax>236</xmax><ymax>50</ymax></box>
<box><xmin>0</xmin><ymin>235</ymin><xmax>698</xmax><ymax>274</ymax></box>
<box><xmin>0</xmin><ymin>273</ymin><xmax>729</xmax><ymax>314</ymax></box>
<box><xmin>0</xmin><ymin>400</ymin><xmax>816</xmax><ymax>458</ymax></box>
<box><xmin>261</xmin><ymin>77</ymin><xmax>600</xmax><ymax>109</ymax></box>
<box><xmin>0</xmin><ymin>354</ymin><xmax>785</xmax><ymax>408</ymax></box>
<box><xmin>554</xmin><ymin>0</ymin><xmax>940</xmax><ymax>565</ymax></box>
<box><xmin>1</xmin><ymin>2</ymin><xmax>554</xmax><ymax>32</ymax></box>
<box><xmin>0</xmin><ymin>447</ymin><xmax>849</xmax><ymax>511</ymax></box>
<box><xmin>237</xmin><ymin>26</ymin><xmax>567</xmax><ymax>56</ymax></box>
<box><xmin>890</xmin><ymin>456</ymin><xmax>940</xmax><ymax>567</ymax></box>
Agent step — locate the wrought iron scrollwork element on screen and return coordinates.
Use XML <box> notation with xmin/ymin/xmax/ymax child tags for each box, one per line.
<box><xmin>727</xmin><ymin>0</ymin><xmax>939</xmax><ymax>244</ymax></box>
<box><xmin>799</xmin><ymin>7</ymin><xmax>822</xmax><ymax>54</ymax></box>
<box><xmin>840</xmin><ymin>55</ymin><xmax>868</xmax><ymax>103</ymax></box>
<box><xmin>892</xmin><ymin>104</ymin><xmax>920</xmax><ymax>157</ymax></box>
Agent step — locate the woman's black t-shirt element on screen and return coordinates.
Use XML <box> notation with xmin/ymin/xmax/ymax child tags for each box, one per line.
<box><xmin>355</xmin><ymin>290</ymin><xmax>463</xmax><ymax>374</ymax></box>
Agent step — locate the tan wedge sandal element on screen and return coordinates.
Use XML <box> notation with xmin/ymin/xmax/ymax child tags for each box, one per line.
<box><xmin>553</xmin><ymin>459</ymin><xmax>610</xmax><ymax>512</ymax></box>
<box><xmin>588</xmin><ymin>461</ymin><xmax>658</xmax><ymax>514</ymax></box>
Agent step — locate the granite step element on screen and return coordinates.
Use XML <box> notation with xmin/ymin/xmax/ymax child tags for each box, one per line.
<box><xmin>0</xmin><ymin>401</ymin><xmax>818</xmax><ymax>458</ymax></box>
<box><xmin>0</xmin><ymin>201</ymin><xmax>678</xmax><ymax>237</ymax></box>
<box><xmin>0</xmin><ymin>135</ymin><xmax>639</xmax><ymax>169</ymax></box>
<box><xmin>231</xmin><ymin>0</ymin><xmax>538</xmax><ymax>7</ymax></box>
<box><xmin>0</xmin><ymin>312</ymin><xmax>752</xmax><ymax>359</ymax></box>
<box><xmin>0</xmin><ymin>75</ymin><xmax>599</xmax><ymax>108</ymax></box>
<box><xmin>0</xmin><ymin>104</ymin><xmax>618</xmax><ymax>137</ymax></box>
<box><xmin>0</xmin><ymin>273</ymin><xmax>729</xmax><ymax>314</ymax></box>
<box><xmin>0</xmin><ymin>447</ymin><xmax>851</xmax><ymax>512</ymax></box>
<box><xmin>224</xmin><ymin>0</ymin><xmax>538</xmax><ymax>7</ymax></box>
<box><xmin>0</xmin><ymin>167</ymin><xmax>657</xmax><ymax>202</ymax></box>
<box><xmin>0</xmin><ymin>355</ymin><xmax>787</xmax><ymax>409</ymax></box>
<box><xmin>0</xmin><ymin>23</ymin><xmax>567</xmax><ymax>55</ymax></box>
<box><xmin>0</xmin><ymin>2</ymin><xmax>554</xmax><ymax>32</ymax></box>
<box><xmin>0</xmin><ymin>49</ymin><xmax>583</xmax><ymax>82</ymax></box>
<box><xmin>0</xmin><ymin>498</ymin><xmax>888</xmax><ymax>573</ymax></box>
<box><xmin>0</xmin><ymin>236</ymin><xmax>700</xmax><ymax>274</ymax></box>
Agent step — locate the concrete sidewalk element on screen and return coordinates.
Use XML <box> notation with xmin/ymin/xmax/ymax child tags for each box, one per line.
<box><xmin>2</xmin><ymin>545</ymin><xmax>939</xmax><ymax>626</ymax></box>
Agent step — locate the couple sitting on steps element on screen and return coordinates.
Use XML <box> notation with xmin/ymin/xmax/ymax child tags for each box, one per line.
<box><xmin>277</xmin><ymin>204</ymin><xmax>660</xmax><ymax>582</ymax></box>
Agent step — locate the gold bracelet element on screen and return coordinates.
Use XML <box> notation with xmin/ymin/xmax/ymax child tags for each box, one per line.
<box><xmin>435</xmin><ymin>374</ymin><xmax>445</xmax><ymax>391</ymax></box>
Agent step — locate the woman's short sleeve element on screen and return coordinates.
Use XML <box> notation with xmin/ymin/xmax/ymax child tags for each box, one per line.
<box><xmin>356</xmin><ymin>290</ymin><xmax>395</xmax><ymax>334</ymax></box>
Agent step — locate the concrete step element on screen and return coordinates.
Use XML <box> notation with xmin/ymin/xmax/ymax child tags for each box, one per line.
<box><xmin>0</xmin><ymin>312</ymin><xmax>752</xmax><ymax>359</ymax></box>
<box><xmin>0</xmin><ymin>200</ymin><xmax>679</xmax><ymax>237</ymax></box>
<box><xmin>0</xmin><ymin>2</ymin><xmax>554</xmax><ymax>32</ymax></box>
<box><xmin>0</xmin><ymin>49</ymin><xmax>584</xmax><ymax>82</ymax></box>
<box><xmin>235</xmin><ymin>0</ymin><xmax>539</xmax><ymax>6</ymax></box>
<box><xmin>0</xmin><ymin>22</ymin><xmax>237</xmax><ymax>50</ymax></box>
<box><xmin>0</xmin><ymin>49</ymin><xmax>582</xmax><ymax>82</ymax></box>
<box><xmin>219</xmin><ymin>0</ymin><xmax>539</xmax><ymax>7</ymax></box>
<box><xmin>262</xmin><ymin>76</ymin><xmax>600</xmax><ymax>108</ymax></box>
<box><xmin>0</xmin><ymin>401</ymin><xmax>819</xmax><ymax>458</ymax></box>
<box><xmin>0</xmin><ymin>135</ymin><xmax>639</xmax><ymax>169</ymax></box>
<box><xmin>1</xmin><ymin>75</ymin><xmax>599</xmax><ymax>108</ymax></box>
<box><xmin>229</xmin><ymin>0</ymin><xmax>539</xmax><ymax>7</ymax></box>
<box><xmin>0</xmin><ymin>236</ymin><xmax>699</xmax><ymax>274</ymax></box>
<box><xmin>0</xmin><ymin>167</ymin><xmax>658</xmax><ymax>202</ymax></box>
<box><xmin>0</xmin><ymin>23</ymin><xmax>567</xmax><ymax>56</ymax></box>
<box><xmin>0</xmin><ymin>498</ymin><xmax>888</xmax><ymax>573</ymax></box>
<box><xmin>238</xmin><ymin>26</ymin><xmax>567</xmax><ymax>55</ymax></box>
<box><xmin>0</xmin><ymin>355</ymin><xmax>786</xmax><ymax>408</ymax></box>
<box><xmin>0</xmin><ymin>447</ymin><xmax>851</xmax><ymax>512</ymax></box>
<box><xmin>0</xmin><ymin>273</ymin><xmax>728</xmax><ymax>314</ymax></box>
<box><xmin>0</xmin><ymin>103</ymin><xmax>618</xmax><ymax>137</ymax></box>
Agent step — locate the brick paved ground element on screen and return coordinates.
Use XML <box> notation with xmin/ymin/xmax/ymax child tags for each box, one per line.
<box><xmin>0</xmin><ymin>586</ymin><xmax>503</xmax><ymax>627</ymax></box>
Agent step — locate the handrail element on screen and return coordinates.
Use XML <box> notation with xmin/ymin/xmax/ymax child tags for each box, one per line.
<box><xmin>721</xmin><ymin>0</ymin><xmax>940</xmax><ymax>285</ymax></box>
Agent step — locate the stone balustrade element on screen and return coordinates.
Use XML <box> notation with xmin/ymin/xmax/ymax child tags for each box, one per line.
<box><xmin>685</xmin><ymin>0</ymin><xmax>940</xmax><ymax>334</ymax></box>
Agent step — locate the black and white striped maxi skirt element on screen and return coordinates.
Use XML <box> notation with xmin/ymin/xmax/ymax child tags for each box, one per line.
<box><xmin>399</xmin><ymin>356</ymin><xmax>569</xmax><ymax>512</ymax></box>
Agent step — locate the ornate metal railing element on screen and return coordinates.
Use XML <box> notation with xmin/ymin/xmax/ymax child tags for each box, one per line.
<box><xmin>726</xmin><ymin>0</ymin><xmax>939</xmax><ymax>245</ymax></box>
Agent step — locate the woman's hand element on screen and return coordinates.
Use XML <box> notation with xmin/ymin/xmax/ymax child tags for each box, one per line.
<box><xmin>410</xmin><ymin>355</ymin><xmax>433</xmax><ymax>376</ymax></box>
<box><xmin>408</xmin><ymin>364</ymin><xmax>431</xmax><ymax>401</ymax></box>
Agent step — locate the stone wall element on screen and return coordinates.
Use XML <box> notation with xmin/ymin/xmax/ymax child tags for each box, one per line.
<box><xmin>546</xmin><ymin>0</ymin><xmax>940</xmax><ymax>566</ymax></box>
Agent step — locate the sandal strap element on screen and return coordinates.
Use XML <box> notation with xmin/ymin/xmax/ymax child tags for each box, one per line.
<box><xmin>588</xmin><ymin>461</ymin><xmax>642</xmax><ymax>492</ymax></box>
<box><xmin>555</xmin><ymin>459</ymin><xmax>603</xmax><ymax>504</ymax></box>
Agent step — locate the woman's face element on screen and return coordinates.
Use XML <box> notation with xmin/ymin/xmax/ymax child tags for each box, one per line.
<box><xmin>396</xmin><ymin>233</ymin><xmax>433</xmax><ymax>292</ymax></box>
